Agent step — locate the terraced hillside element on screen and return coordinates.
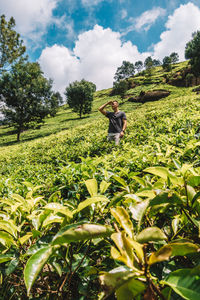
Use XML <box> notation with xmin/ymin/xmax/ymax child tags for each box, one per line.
<box><xmin>1</xmin><ymin>61</ymin><xmax>200</xmax><ymax>299</ymax></box>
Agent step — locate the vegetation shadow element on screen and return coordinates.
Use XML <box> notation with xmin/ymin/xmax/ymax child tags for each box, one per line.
<box><xmin>0</xmin><ymin>126</ymin><xmax>69</xmax><ymax>147</ymax></box>
<box><xmin>61</xmin><ymin>116</ymin><xmax>89</xmax><ymax>122</ymax></box>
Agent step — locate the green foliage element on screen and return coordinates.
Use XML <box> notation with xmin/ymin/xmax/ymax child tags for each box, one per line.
<box><xmin>0</xmin><ymin>15</ymin><xmax>26</xmax><ymax>72</ymax></box>
<box><xmin>1</xmin><ymin>61</ymin><xmax>200</xmax><ymax>299</ymax></box>
<box><xmin>65</xmin><ymin>79</ymin><xmax>96</xmax><ymax>118</ymax></box>
<box><xmin>185</xmin><ymin>30</ymin><xmax>200</xmax><ymax>76</ymax></box>
<box><xmin>114</xmin><ymin>60</ymin><xmax>135</xmax><ymax>83</ymax></box>
<box><xmin>135</xmin><ymin>60</ymin><xmax>143</xmax><ymax>73</ymax></box>
<box><xmin>112</xmin><ymin>80</ymin><xmax>129</xmax><ymax>99</ymax></box>
<box><xmin>0</xmin><ymin>60</ymin><xmax>62</xmax><ymax>141</ymax></box>
<box><xmin>162</xmin><ymin>56</ymin><xmax>172</xmax><ymax>71</ymax></box>
<box><xmin>170</xmin><ymin>52</ymin><xmax>179</xmax><ymax>64</ymax></box>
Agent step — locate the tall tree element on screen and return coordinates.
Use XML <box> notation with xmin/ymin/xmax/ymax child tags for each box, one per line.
<box><xmin>0</xmin><ymin>61</ymin><xmax>62</xmax><ymax>141</ymax></box>
<box><xmin>0</xmin><ymin>15</ymin><xmax>26</xmax><ymax>73</ymax></box>
<box><xmin>65</xmin><ymin>79</ymin><xmax>96</xmax><ymax>118</ymax></box>
<box><xmin>114</xmin><ymin>61</ymin><xmax>135</xmax><ymax>82</ymax></box>
<box><xmin>135</xmin><ymin>61</ymin><xmax>143</xmax><ymax>73</ymax></box>
<box><xmin>185</xmin><ymin>31</ymin><xmax>200</xmax><ymax>76</ymax></box>
<box><xmin>170</xmin><ymin>52</ymin><xmax>179</xmax><ymax>64</ymax></box>
<box><xmin>112</xmin><ymin>80</ymin><xmax>128</xmax><ymax>100</ymax></box>
<box><xmin>162</xmin><ymin>56</ymin><xmax>172</xmax><ymax>72</ymax></box>
<box><xmin>144</xmin><ymin>56</ymin><xmax>153</xmax><ymax>69</ymax></box>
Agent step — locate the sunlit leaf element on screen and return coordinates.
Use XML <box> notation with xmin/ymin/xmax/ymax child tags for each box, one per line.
<box><xmin>85</xmin><ymin>178</ymin><xmax>98</xmax><ymax>197</ymax></box>
<box><xmin>75</xmin><ymin>196</ymin><xmax>109</xmax><ymax>214</ymax></box>
<box><xmin>136</xmin><ymin>227</ymin><xmax>167</xmax><ymax>243</ymax></box>
<box><xmin>100</xmin><ymin>181</ymin><xmax>111</xmax><ymax>194</ymax></box>
<box><xmin>52</xmin><ymin>223</ymin><xmax>113</xmax><ymax>245</ymax></box>
<box><xmin>111</xmin><ymin>207</ymin><xmax>134</xmax><ymax>238</ymax></box>
<box><xmin>43</xmin><ymin>203</ymin><xmax>73</xmax><ymax>218</ymax></box>
<box><xmin>19</xmin><ymin>233</ymin><xmax>33</xmax><ymax>245</ymax></box>
<box><xmin>24</xmin><ymin>245</ymin><xmax>57</xmax><ymax>295</ymax></box>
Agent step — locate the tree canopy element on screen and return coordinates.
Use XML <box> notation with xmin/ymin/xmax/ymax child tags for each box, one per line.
<box><xmin>162</xmin><ymin>56</ymin><xmax>172</xmax><ymax>72</ymax></box>
<box><xmin>65</xmin><ymin>79</ymin><xmax>96</xmax><ymax>118</ymax></box>
<box><xmin>0</xmin><ymin>60</ymin><xmax>62</xmax><ymax>141</ymax></box>
<box><xmin>185</xmin><ymin>31</ymin><xmax>200</xmax><ymax>76</ymax></box>
<box><xmin>0</xmin><ymin>15</ymin><xmax>26</xmax><ymax>73</ymax></box>
<box><xmin>114</xmin><ymin>60</ymin><xmax>135</xmax><ymax>83</ymax></box>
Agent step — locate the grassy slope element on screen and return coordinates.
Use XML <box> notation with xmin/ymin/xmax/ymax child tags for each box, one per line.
<box><xmin>0</xmin><ymin>61</ymin><xmax>200</xmax><ymax>196</ymax></box>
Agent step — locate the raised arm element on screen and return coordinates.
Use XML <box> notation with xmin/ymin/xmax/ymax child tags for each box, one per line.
<box><xmin>98</xmin><ymin>101</ymin><xmax>113</xmax><ymax>116</ymax></box>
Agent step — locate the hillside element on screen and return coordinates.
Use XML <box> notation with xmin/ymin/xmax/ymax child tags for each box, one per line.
<box><xmin>1</xmin><ymin>61</ymin><xmax>200</xmax><ymax>299</ymax></box>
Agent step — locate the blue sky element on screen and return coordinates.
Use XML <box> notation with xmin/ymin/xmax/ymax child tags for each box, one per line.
<box><xmin>1</xmin><ymin>0</ymin><xmax>200</xmax><ymax>93</ymax></box>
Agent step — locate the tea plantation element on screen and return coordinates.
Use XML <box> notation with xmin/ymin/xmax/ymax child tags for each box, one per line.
<box><xmin>1</xmin><ymin>62</ymin><xmax>200</xmax><ymax>299</ymax></box>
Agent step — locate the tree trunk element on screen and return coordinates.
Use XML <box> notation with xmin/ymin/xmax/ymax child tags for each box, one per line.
<box><xmin>17</xmin><ymin>130</ymin><xmax>21</xmax><ymax>142</ymax></box>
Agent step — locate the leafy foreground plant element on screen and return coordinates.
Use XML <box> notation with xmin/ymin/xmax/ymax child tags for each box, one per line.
<box><xmin>0</xmin><ymin>179</ymin><xmax>113</xmax><ymax>299</ymax></box>
<box><xmin>99</xmin><ymin>206</ymin><xmax>200</xmax><ymax>300</ymax></box>
<box><xmin>98</xmin><ymin>162</ymin><xmax>200</xmax><ymax>300</ymax></box>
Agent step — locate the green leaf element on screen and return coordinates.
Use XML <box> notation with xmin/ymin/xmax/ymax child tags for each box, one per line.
<box><xmin>188</xmin><ymin>176</ymin><xmax>200</xmax><ymax>187</ymax></box>
<box><xmin>186</xmin><ymin>185</ymin><xmax>196</xmax><ymax>202</ymax></box>
<box><xmin>113</xmin><ymin>176</ymin><xmax>128</xmax><ymax>188</ymax></box>
<box><xmin>149</xmin><ymin>246</ymin><xmax>172</xmax><ymax>265</ymax></box>
<box><xmin>75</xmin><ymin>196</ymin><xmax>109</xmax><ymax>214</ymax></box>
<box><xmin>168</xmin><ymin>242</ymin><xmax>199</xmax><ymax>256</ymax></box>
<box><xmin>19</xmin><ymin>233</ymin><xmax>33</xmax><ymax>245</ymax></box>
<box><xmin>42</xmin><ymin>215</ymin><xmax>63</xmax><ymax>227</ymax></box>
<box><xmin>161</xmin><ymin>268</ymin><xmax>200</xmax><ymax>300</ymax></box>
<box><xmin>52</xmin><ymin>223</ymin><xmax>113</xmax><ymax>246</ymax></box>
<box><xmin>43</xmin><ymin>203</ymin><xmax>73</xmax><ymax>218</ymax></box>
<box><xmin>0</xmin><ymin>220</ymin><xmax>19</xmax><ymax>238</ymax></box>
<box><xmin>0</xmin><ymin>231</ymin><xmax>15</xmax><ymax>247</ymax></box>
<box><xmin>5</xmin><ymin>258</ymin><xmax>19</xmax><ymax>275</ymax></box>
<box><xmin>100</xmin><ymin>181</ymin><xmax>111</xmax><ymax>194</ymax></box>
<box><xmin>116</xmin><ymin>278</ymin><xmax>146</xmax><ymax>300</ymax></box>
<box><xmin>129</xmin><ymin>200</ymin><xmax>149</xmax><ymax>231</ymax></box>
<box><xmin>172</xmin><ymin>216</ymin><xmax>180</xmax><ymax>235</ymax></box>
<box><xmin>144</xmin><ymin>167</ymin><xmax>184</xmax><ymax>185</ymax></box>
<box><xmin>85</xmin><ymin>178</ymin><xmax>98</xmax><ymax>197</ymax></box>
<box><xmin>111</xmin><ymin>233</ymin><xmax>135</xmax><ymax>269</ymax></box>
<box><xmin>192</xmin><ymin>191</ymin><xmax>200</xmax><ymax>205</ymax></box>
<box><xmin>136</xmin><ymin>227</ymin><xmax>167</xmax><ymax>243</ymax></box>
<box><xmin>111</xmin><ymin>207</ymin><xmax>134</xmax><ymax>238</ymax></box>
<box><xmin>24</xmin><ymin>245</ymin><xmax>56</xmax><ymax>295</ymax></box>
<box><xmin>0</xmin><ymin>254</ymin><xmax>13</xmax><ymax>263</ymax></box>
<box><xmin>149</xmin><ymin>192</ymin><xmax>183</xmax><ymax>206</ymax></box>
<box><xmin>99</xmin><ymin>266</ymin><xmax>138</xmax><ymax>297</ymax></box>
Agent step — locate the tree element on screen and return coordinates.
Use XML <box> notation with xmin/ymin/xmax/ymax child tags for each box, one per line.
<box><xmin>185</xmin><ymin>31</ymin><xmax>200</xmax><ymax>76</ymax></box>
<box><xmin>114</xmin><ymin>60</ymin><xmax>135</xmax><ymax>82</ymax></box>
<box><xmin>162</xmin><ymin>56</ymin><xmax>172</xmax><ymax>72</ymax></box>
<box><xmin>0</xmin><ymin>60</ymin><xmax>62</xmax><ymax>141</ymax></box>
<box><xmin>144</xmin><ymin>56</ymin><xmax>154</xmax><ymax>76</ymax></box>
<box><xmin>144</xmin><ymin>56</ymin><xmax>153</xmax><ymax>69</ymax></box>
<box><xmin>135</xmin><ymin>61</ymin><xmax>143</xmax><ymax>73</ymax></box>
<box><xmin>112</xmin><ymin>80</ymin><xmax>128</xmax><ymax>100</ymax></box>
<box><xmin>170</xmin><ymin>52</ymin><xmax>179</xmax><ymax>64</ymax></box>
<box><xmin>0</xmin><ymin>15</ymin><xmax>26</xmax><ymax>73</ymax></box>
<box><xmin>65</xmin><ymin>79</ymin><xmax>96</xmax><ymax>118</ymax></box>
<box><xmin>152</xmin><ymin>59</ymin><xmax>161</xmax><ymax>66</ymax></box>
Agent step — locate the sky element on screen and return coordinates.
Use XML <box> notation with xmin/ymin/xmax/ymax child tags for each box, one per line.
<box><xmin>1</xmin><ymin>0</ymin><xmax>200</xmax><ymax>95</ymax></box>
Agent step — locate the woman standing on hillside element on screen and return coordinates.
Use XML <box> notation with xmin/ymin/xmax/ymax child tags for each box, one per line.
<box><xmin>98</xmin><ymin>100</ymin><xmax>127</xmax><ymax>145</ymax></box>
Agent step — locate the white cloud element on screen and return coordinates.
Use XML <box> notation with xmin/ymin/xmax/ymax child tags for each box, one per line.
<box><xmin>81</xmin><ymin>0</ymin><xmax>105</xmax><ymax>7</ymax></box>
<box><xmin>39</xmin><ymin>45</ymin><xmax>80</xmax><ymax>93</ymax></box>
<box><xmin>39</xmin><ymin>25</ymin><xmax>149</xmax><ymax>94</ymax></box>
<box><xmin>121</xmin><ymin>9</ymin><xmax>128</xmax><ymax>19</ymax></box>
<box><xmin>0</xmin><ymin>0</ymin><xmax>60</xmax><ymax>41</ymax></box>
<box><xmin>153</xmin><ymin>2</ymin><xmax>200</xmax><ymax>61</ymax></box>
<box><xmin>122</xmin><ymin>7</ymin><xmax>166</xmax><ymax>36</ymax></box>
<box><xmin>135</xmin><ymin>7</ymin><xmax>166</xmax><ymax>31</ymax></box>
